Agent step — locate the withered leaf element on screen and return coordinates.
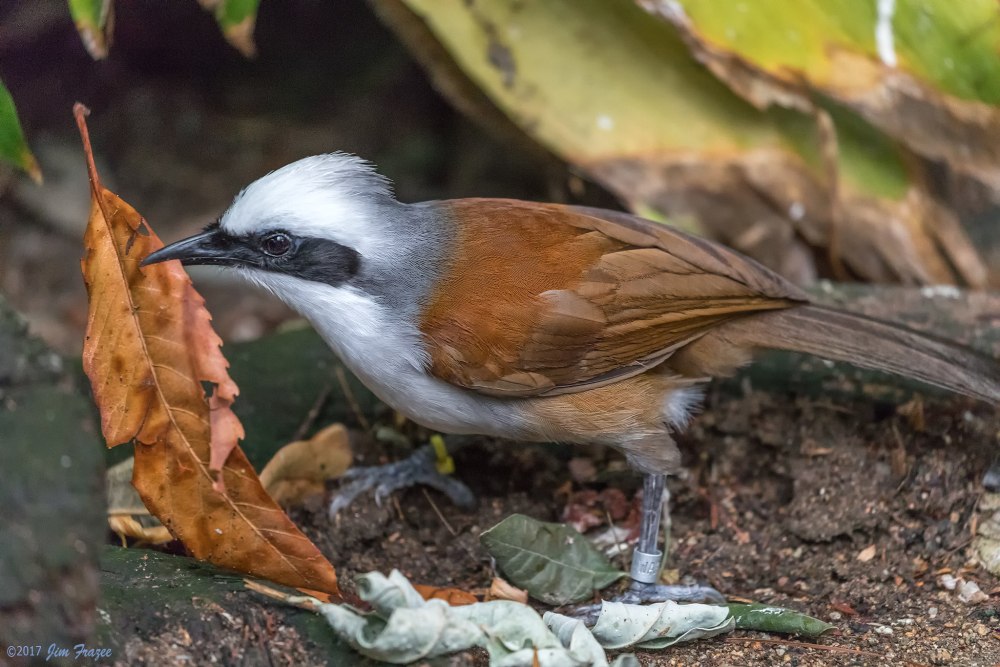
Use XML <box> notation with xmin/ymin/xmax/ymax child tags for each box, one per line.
<box><xmin>76</xmin><ymin>103</ymin><xmax>339</xmax><ymax>597</ymax></box>
<box><xmin>413</xmin><ymin>584</ymin><xmax>478</xmax><ymax>606</ymax></box>
<box><xmin>259</xmin><ymin>423</ymin><xmax>353</xmax><ymax>505</ymax></box>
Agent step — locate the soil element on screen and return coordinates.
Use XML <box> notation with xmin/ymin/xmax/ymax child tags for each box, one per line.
<box><xmin>280</xmin><ymin>381</ymin><xmax>999</xmax><ymax>666</ymax></box>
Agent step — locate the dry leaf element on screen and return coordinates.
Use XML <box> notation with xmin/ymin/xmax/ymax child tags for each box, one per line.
<box><xmin>106</xmin><ymin>457</ymin><xmax>172</xmax><ymax>544</ymax></box>
<box><xmin>75</xmin><ymin>103</ymin><xmax>339</xmax><ymax>597</ymax></box>
<box><xmin>413</xmin><ymin>584</ymin><xmax>478</xmax><ymax>606</ymax></box>
<box><xmin>488</xmin><ymin>577</ymin><xmax>529</xmax><ymax>604</ymax></box>
<box><xmin>107</xmin><ymin>515</ymin><xmax>174</xmax><ymax>545</ymax></box>
<box><xmin>259</xmin><ymin>423</ymin><xmax>353</xmax><ymax>505</ymax></box>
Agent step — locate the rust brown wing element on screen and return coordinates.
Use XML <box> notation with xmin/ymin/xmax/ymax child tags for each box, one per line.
<box><xmin>419</xmin><ymin>199</ymin><xmax>808</xmax><ymax>396</ymax></box>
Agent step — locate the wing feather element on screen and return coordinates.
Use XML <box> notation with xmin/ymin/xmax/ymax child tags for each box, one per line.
<box><xmin>420</xmin><ymin>200</ymin><xmax>806</xmax><ymax>397</ymax></box>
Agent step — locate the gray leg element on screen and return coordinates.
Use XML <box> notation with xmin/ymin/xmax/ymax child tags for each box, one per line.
<box><xmin>630</xmin><ymin>473</ymin><xmax>666</xmax><ymax>584</ymax></box>
<box><xmin>620</xmin><ymin>472</ymin><xmax>725</xmax><ymax>605</ymax></box>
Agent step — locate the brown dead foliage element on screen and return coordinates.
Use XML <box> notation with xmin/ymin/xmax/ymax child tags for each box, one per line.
<box><xmin>76</xmin><ymin>104</ymin><xmax>339</xmax><ymax>597</ymax></box>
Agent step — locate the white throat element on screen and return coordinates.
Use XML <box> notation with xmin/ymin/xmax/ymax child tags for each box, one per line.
<box><xmin>242</xmin><ymin>271</ymin><xmax>531</xmax><ymax>437</ymax></box>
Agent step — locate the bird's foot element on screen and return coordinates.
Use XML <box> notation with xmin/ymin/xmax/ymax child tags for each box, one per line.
<box><xmin>616</xmin><ymin>579</ymin><xmax>726</xmax><ymax>605</ymax></box>
<box><xmin>328</xmin><ymin>442</ymin><xmax>476</xmax><ymax>516</ymax></box>
<box><xmin>568</xmin><ymin>580</ymin><xmax>726</xmax><ymax>626</ymax></box>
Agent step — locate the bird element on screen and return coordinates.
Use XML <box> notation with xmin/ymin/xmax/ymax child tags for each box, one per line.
<box><xmin>143</xmin><ymin>152</ymin><xmax>1000</xmax><ymax>600</ymax></box>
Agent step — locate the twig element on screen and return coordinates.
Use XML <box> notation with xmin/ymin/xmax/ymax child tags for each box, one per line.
<box><xmin>335</xmin><ymin>365</ymin><xmax>371</xmax><ymax>431</ymax></box>
<box><xmin>244</xmin><ymin>579</ymin><xmax>322</xmax><ymax>612</ymax></box>
<box><xmin>422</xmin><ymin>488</ymin><xmax>458</xmax><ymax>537</ymax></box>
<box><xmin>291</xmin><ymin>383</ymin><xmax>332</xmax><ymax>442</ymax></box>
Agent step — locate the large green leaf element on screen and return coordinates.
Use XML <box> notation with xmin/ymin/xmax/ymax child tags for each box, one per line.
<box><xmin>376</xmin><ymin>0</ymin><xmax>986</xmax><ymax>288</ymax></box>
<box><xmin>0</xmin><ymin>82</ymin><xmax>39</xmax><ymax>183</ymax></box>
<box><xmin>647</xmin><ymin>0</ymin><xmax>1000</xmax><ymax>194</ymax></box>
<box><xmin>479</xmin><ymin>514</ymin><xmax>626</xmax><ymax>605</ymax></box>
<box><xmin>67</xmin><ymin>0</ymin><xmax>114</xmax><ymax>59</ymax></box>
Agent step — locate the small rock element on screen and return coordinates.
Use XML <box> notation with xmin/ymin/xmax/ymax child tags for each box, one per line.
<box><xmin>957</xmin><ymin>579</ymin><xmax>989</xmax><ymax>605</ymax></box>
<box><xmin>874</xmin><ymin>625</ymin><xmax>893</xmax><ymax>636</ymax></box>
<box><xmin>829</xmin><ymin>611</ymin><xmax>842</xmax><ymax>621</ymax></box>
<box><xmin>937</xmin><ymin>573</ymin><xmax>958</xmax><ymax>591</ymax></box>
<box><xmin>857</xmin><ymin>544</ymin><xmax>877</xmax><ymax>562</ymax></box>
<box><xmin>928</xmin><ymin>606</ymin><xmax>938</xmax><ymax>619</ymax></box>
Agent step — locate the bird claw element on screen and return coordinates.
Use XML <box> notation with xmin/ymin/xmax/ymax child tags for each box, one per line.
<box><xmin>568</xmin><ymin>581</ymin><xmax>726</xmax><ymax>626</ymax></box>
<box><xmin>329</xmin><ymin>444</ymin><xmax>476</xmax><ymax>516</ymax></box>
<box><xmin>618</xmin><ymin>580</ymin><xmax>726</xmax><ymax>605</ymax></box>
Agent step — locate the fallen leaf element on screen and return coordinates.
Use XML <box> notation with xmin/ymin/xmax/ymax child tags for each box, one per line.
<box><xmin>548</xmin><ymin>601</ymin><xmax>732</xmax><ymax>650</ymax></box>
<box><xmin>75</xmin><ymin>103</ymin><xmax>339</xmax><ymax>596</ymax></box>
<box><xmin>107</xmin><ymin>515</ymin><xmax>173</xmax><ymax>545</ymax></box>
<box><xmin>727</xmin><ymin>603</ymin><xmax>834</xmax><ymax>637</ymax></box>
<box><xmin>259</xmin><ymin>423</ymin><xmax>353</xmax><ymax>505</ymax></box>
<box><xmin>413</xmin><ymin>584</ymin><xmax>478</xmax><ymax>606</ymax></box>
<box><xmin>106</xmin><ymin>457</ymin><xmax>172</xmax><ymax>544</ymax></box>
<box><xmin>856</xmin><ymin>544</ymin><xmax>878</xmax><ymax>562</ymax></box>
<box><xmin>260</xmin><ymin>570</ymin><xmax>638</xmax><ymax>666</ymax></box>
<box><xmin>489</xmin><ymin>577</ymin><xmax>528</xmax><ymax>604</ymax></box>
<box><xmin>480</xmin><ymin>514</ymin><xmax>625</xmax><ymax>605</ymax></box>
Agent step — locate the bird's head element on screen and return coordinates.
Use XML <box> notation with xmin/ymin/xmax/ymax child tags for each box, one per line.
<box><xmin>141</xmin><ymin>153</ymin><xmax>400</xmax><ymax>296</ymax></box>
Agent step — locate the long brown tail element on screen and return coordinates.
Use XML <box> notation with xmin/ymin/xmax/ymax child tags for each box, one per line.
<box><xmin>728</xmin><ymin>304</ymin><xmax>1000</xmax><ymax>403</ymax></box>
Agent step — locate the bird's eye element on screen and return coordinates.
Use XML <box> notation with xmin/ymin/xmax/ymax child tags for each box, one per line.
<box><xmin>260</xmin><ymin>232</ymin><xmax>292</xmax><ymax>257</ymax></box>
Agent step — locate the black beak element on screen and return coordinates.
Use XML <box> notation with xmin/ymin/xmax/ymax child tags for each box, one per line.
<box><xmin>141</xmin><ymin>228</ymin><xmax>243</xmax><ymax>268</ymax></box>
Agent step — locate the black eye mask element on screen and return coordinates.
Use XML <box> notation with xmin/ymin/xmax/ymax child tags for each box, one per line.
<box><xmin>141</xmin><ymin>222</ymin><xmax>361</xmax><ymax>288</ymax></box>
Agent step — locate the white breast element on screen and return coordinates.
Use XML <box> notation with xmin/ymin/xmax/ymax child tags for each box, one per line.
<box><xmin>251</xmin><ymin>273</ymin><xmax>533</xmax><ymax>438</ymax></box>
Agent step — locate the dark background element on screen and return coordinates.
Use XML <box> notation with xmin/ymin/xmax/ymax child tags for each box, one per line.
<box><xmin>0</xmin><ymin>0</ymin><xmax>583</xmax><ymax>352</ymax></box>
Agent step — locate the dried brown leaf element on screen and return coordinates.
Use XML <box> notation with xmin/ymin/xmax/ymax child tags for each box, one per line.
<box><xmin>76</xmin><ymin>103</ymin><xmax>339</xmax><ymax>597</ymax></box>
<box><xmin>488</xmin><ymin>577</ymin><xmax>528</xmax><ymax>604</ymax></box>
<box><xmin>413</xmin><ymin>584</ymin><xmax>478</xmax><ymax>606</ymax></box>
<box><xmin>259</xmin><ymin>423</ymin><xmax>353</xmax><ymax>505</ymax></box>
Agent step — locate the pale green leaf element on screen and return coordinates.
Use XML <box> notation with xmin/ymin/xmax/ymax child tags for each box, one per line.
<box><xmin>727</xmin><ymin>603</ymin><xmax>835</xmax><ymax>637</ymax></box>
<box><xmin>479</xmin><ymin>514</ymin><xmax>626</xmax><ymax>605</ymax></box>
<box><xmin>547</xmin><ymin>600</ymin><xmax>733</xmax><ymax>650</ymax></box>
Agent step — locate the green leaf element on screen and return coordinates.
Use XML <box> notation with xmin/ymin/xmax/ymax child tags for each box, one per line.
<box><xmin>380</xmin><ymin>0</ymin><xmax>985</xmax><ymax>288</ymax></box>
<box><xmin>67</xmin><ymin>0</ymin><xmax>114</xmax><ymax>59</ymax></box>
<box><xmin>479</xmin><ymin>514</ymin><xmax>625</xmax><ymax>605</ymax></box>
<box><xmin>727</xmin><ymin>603</ymin><xmax>834</xmax><ymax>637</ymax></box>
<box><xmin>201</xmin><ymin>0</ymin><xmax>261</xmax><ymax>57</ymax></box>
<box><xmin>655</xmin><ymin>0</ymin><xmax>1000</xmax><ymax>197</ymax></box>
<box><xmin>0</xmin><ymin>82</ymin><xmax>40</xmax><ymax>183</ymax></box>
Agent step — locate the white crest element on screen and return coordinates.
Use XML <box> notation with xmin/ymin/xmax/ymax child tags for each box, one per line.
<box><xmin>219</xmin><ymin>153</ymin><xmax>395</xmax><ymax>261</ymax></box>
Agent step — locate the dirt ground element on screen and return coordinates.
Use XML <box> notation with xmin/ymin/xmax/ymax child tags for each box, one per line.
<box><xmin>206</xmin><ymin>374</ymin><xmax>994</xmax><ymax>667</ymax></box>
<box><xmin>3</xmin><ymin>2</ymin><xmax>999</xmax><ymax>666</ymax></box>
<box><xmin>98</xmin><ymin>373</ymin><xmax>1000</xmax><ymax>667</ymax></box>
